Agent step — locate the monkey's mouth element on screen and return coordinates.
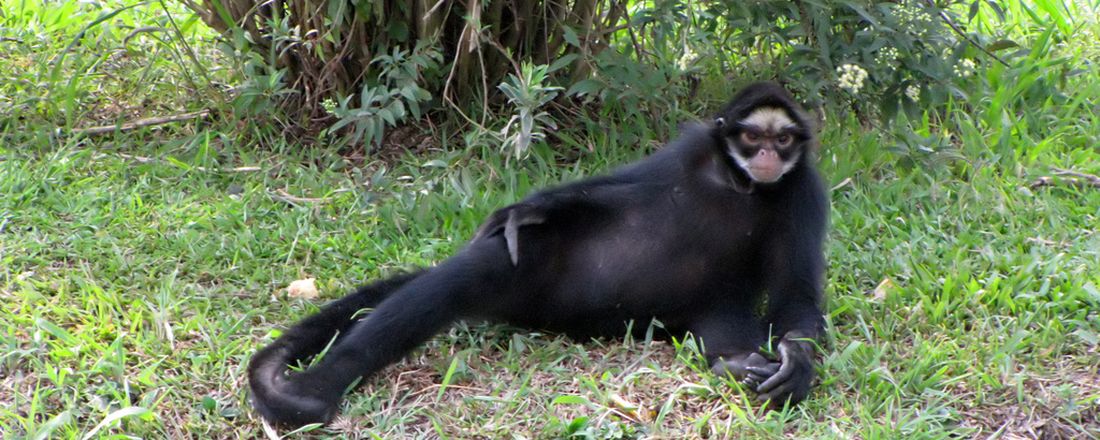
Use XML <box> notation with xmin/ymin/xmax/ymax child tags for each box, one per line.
<box><xmin>748</xmin><ymin>167</ymin><xmax>782</xmax><ymax>183</ymax></box>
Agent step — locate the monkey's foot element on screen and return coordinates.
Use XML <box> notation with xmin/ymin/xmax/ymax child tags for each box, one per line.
<box><xmin>250</xmin><ymin>373</ymin><xmax>341</xmax><ymax>427</ymax></box>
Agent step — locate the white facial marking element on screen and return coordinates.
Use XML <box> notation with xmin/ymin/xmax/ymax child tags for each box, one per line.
<box><xmin>776</xmin><ymin>150</ymin><xmax>801</xmax><ymax>176</ymax></box>
<box><xmin>724</xmin><ymin>107</ymin><xmax>801</xmax><ymax>183</ymax></box>
<box><xmin>724</xmin><ymin>139</ymin><xmax>802</xmax><ymax>183</ymax></box>
<box><xmin>725</xmin><ymin>138</ymin><xmax>754</xmax><ymax>171</ymax></box>
<box><xmin>740</xmin><ymin>107</ymin><xmax>795</xmax><ymax>132</ymax></box>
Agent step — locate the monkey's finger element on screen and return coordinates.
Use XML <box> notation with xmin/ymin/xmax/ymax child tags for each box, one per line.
<box><xmin>755</xmin><ymin>360</ymin><xmax>794</xmax><ymax>393</ymax></box>
<box><xmin>745</xmin><ymin>363</ymin><xmax>780</xmax><ymax>377</ymax></box>
<box><xmin>755</xmin><ymin>383</ymin><xmax>794</xmax><ymax>405</ymax></box>
<box><xmin>744</xmin><ymin>377</ymin><xmax>765</xmax><ymax>389</ymax></box>
<box><xmin>757</xmin><ymin>340</ymin><xmax>799</xmax><ymax>393</ymax></box>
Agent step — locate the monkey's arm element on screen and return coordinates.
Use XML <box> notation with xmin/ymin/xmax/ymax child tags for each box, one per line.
<box><xmin>751</xmin><ymin>173</ymin><xmax>828</xmax><ymax>406</ymax></box>
<box><xmin>472</xmin><ymin>178</ymin><xmax>628</xmax><ymax>265</ymax></box>
<box><xmin>749</xmin><ymin>330</ymin><xmax>817</xmax><ymax>405</ymax></box>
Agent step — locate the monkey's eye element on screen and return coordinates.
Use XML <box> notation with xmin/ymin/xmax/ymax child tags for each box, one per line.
<box><xmin>741</xmin><ymin>131</ymin><xmax>761</xmax><ymax>145</ymax></box>
<box><xmin>777</xmin><ymin>134</ymin><xmax>792</xmax><ymax>147</ymax></box>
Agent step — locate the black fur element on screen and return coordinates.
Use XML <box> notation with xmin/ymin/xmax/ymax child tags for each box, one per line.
<box><xmin>248</xmin><ymin>82</ymin><xmax>828</xmax><ymax>426</ymax></box>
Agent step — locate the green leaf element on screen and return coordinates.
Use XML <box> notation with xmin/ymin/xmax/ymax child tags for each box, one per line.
<box><xmin>81</xmin><ymin>407</ymin><xmax>152</xmax><ymax>440</ymax></box>
<box><xmin>986</xmin><ymin>40</ymin><xmax>1019</xmax><ymax>51</ymax></box>
<box><xmin>551</xmin><ymin>395</ymin><xmax>591</xmax><ymax>406</ymax></box>
<box><xmin>566</xmin><ymin>79</ymin><xmax>601</xmax><ymax>97</ymax></box>
<box><xmin>548</xmin><ymin>54</ymin><xmax>578</xmax><ymax>74</ymax></box>
<box><xmin>437</xmin><ymin>356</ymin><xmax>460</xmax><ymax>400</ymax></box>
<box><xmin>36</xmin><ymin>318</ymin><xmax>78</xmax><ymax>345</ymax></box>
<box><xmin>378</xmin><ymin>108</ymin><xmax>395</xmax><ymax>126</ymax></box>
<box><xmin>28</xmin><ymin>410</ymin><xmax>71</xmax><ymax>440</ymax></box>
<box><xmin>840</xmin><ymin>1</ymin><xmax>880</xmax><ymax>28</ymax></box>
<box><xmin>562</xmin><ymin>26</ymin><xmax>581</xmax><ymax>48</ymax></box>
<box><xmin>1033</xmin><ymin>0</ymin><xmax>1071</xmax><ymax>36</ymax></box>
<box><xmin>387</xmin><ymin>20</ymin><xmax>409</xmax><ymax>41</ymax></box>
<box><xmin>165</xmin><ymin>156</ymin><xmax>192</xmax><ymax>171</ymax></box>
<box><xmin>566</xmin><ymin>416</ymin><xmax>589</xmax><ymax>433</ymax></box>
<box><xmin>986</xmin><ymin>1</ymin><xmax>1006</xmax><ymax>21</ymax></box>
<box><xmin>390</xmin><ymin>100</ymin><xmax>406</xmax><ymax>120</ymax></box>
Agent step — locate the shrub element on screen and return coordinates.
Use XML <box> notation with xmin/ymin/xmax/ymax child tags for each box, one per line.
<box><xmin>186</xmin><ymin>0</ymin><xmax>1016</xmax><ymax>152</ymax></box>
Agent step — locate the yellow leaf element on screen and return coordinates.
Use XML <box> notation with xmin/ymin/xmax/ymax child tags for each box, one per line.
<box><xmin>286</xmin><ymin>278</ymin><xmax>319</xmax><ymax>299</ymax></box>
<box><xmin>873</xmin><ymin>278</ymin><xmax>894</xmax><ymax>302</ymax></box>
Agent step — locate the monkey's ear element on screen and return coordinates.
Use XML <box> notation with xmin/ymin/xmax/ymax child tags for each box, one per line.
<box><xmin>714</xmin><ymin>117</ymin><xmax>726</xmax><ymax>127</ymax></box>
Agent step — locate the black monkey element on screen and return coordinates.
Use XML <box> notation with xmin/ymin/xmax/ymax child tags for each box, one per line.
<box><xmin>249</xmin><ymin>82</ymin><xmax>828</xmax><ymax>427</ymax></box>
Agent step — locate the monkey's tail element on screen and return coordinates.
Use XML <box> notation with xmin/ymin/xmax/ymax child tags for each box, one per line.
<box><xmin>247</xmin><ymin>271</ymin><xmax>421</xmax><ymax>425</ymax></box>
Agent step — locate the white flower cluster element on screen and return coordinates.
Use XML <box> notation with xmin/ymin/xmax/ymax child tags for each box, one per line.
<box><xmin>875</xmin><ymin>47</ymin><xmax>900</xmax><ymax>67</ymax></box>
<box><xmin>895</xmin><ymin>3</ymin><xmax>934</xmax><ymax>37</ymax></box>
<box><xmin>905</xmin><ymin>85</ymin><xmax>920</xmax><ymax>101</ymax></box>
<box><xmin>677</xmin><ymin>47</ymin><xmax>698</xmax><ymax>71</ymax></box>
<box><xmin>836</xmin><ymin>64</ymin><xmax>869</xmax><ymax>94</ymax></box>
<box><xmin>321</xmin><ymin>98</ymin><xmax>337</xmax><ymax>113</ymax></box>
<box><xmin>953</xmin><ymin>59</ymin><xmax>977</xmax><ymax>78</ymax></box>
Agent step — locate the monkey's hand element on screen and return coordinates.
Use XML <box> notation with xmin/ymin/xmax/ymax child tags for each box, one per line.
<box><xmin>710</xmin><ymin>351</ymin><xmax>780</xmax><ymax>386</ymax></box>
<box><xmin>747</xmin><ymin>334</ymin><xmax>817</xmax><ymax>408</ymax></box>
<box><xmin>472</xmin><ymin>204</ymin><xmax>547</xmax><ymax>266</ymax></box>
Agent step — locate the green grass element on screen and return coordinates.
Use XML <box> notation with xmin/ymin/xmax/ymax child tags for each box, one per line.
<box><xmin>2</xmin><ymin>1</ymin><xmax>1099</xmax><ymax>439</ymax></box>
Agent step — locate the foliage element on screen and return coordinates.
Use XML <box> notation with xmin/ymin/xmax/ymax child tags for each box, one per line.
<box><xmin>183</xmin><ymin>0</ymin><xmax>1077</xmax><ymax>154</ymax></box>
<box><xmin>657</xmin><ymin>0</ymin><xmax>1014</xmax><ymax>120</ymax></box>
<box><xmin>0</xmin><ymin>0</ymin><xmax>216</xmax><ymax>135</ymax></box>
<box><xmin>498</xmin><ymin>63</ymin><xmax>563</xmax><ymax>159</ymax></box>
<box><xmin>185</xmin><ymin>0</ymin><xmax>614</xmax><ymax>145</ymax></box>
<box><xmin>323</xmin><ymin>44</ymin><xmax>441</xmax><ymax>147</ymax></box>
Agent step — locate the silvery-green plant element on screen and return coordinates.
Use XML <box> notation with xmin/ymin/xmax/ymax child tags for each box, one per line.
<box><xmin>498</xmin><ymin>63</ymin><xmax>562</xmax><ymax>159</ymax></box>
<box><xmin>325</xmin><ymin>43</ymin><xmax>440</xmax><ymax>148</ymax></box>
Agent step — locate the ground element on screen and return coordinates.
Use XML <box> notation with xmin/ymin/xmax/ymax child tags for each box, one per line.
<box><xmin>1</xmin><ymin>1</ymin><xmax>1098</xmax><ymax>439</ymax></box>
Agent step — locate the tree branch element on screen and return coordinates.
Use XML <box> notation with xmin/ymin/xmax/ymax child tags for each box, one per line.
<box><xmin>924</xmin><ymin>0</ymin><xmax>1010</xmax><ymax>67</ymax></box>
<box><xmin>68</xmin><ymin>110</ymin><xmax>210</xmax><ymax>136</ymax></box>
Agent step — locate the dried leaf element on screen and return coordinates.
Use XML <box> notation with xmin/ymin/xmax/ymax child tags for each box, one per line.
<box><xmin>286</xmin><ymin>278</ymin><xmax>319</xmax><ymax>299</ymax></box>
<box><xmin>608</xmin><ymin>393</ymin><xmax>645</xmax><ymax>422</ymax></box>
<box><xmin>873</xmin><ymin>278</ymin><xmax>895</xmax><ymax>302</ymax></box>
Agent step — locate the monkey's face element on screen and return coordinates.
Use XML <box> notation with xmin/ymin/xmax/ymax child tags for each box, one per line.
<box><xmin>719</xmin><ymin>107</ymin><xmax>806</xmax><ymax>184</ymax></box>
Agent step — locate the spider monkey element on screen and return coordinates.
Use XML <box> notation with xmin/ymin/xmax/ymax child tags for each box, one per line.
<box><xmin>249</xmin><ymin>82</ymin><xmax>829</xmax><ymax>427</ymax></box>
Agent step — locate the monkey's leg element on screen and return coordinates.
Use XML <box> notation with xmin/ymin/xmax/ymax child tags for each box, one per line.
<box><xmin>255</xmin><ymin>272</ymin><xmax>422</xmax><ymax>362</ymax></box>
<box><xmin>253</xmin><ymin>243</ymin><xmax>514</xmax><ymax>425</ymax></box>
<box><xmin>249</xmin><ymin>272</ymin><xmax>422</xmax><ymax>425</ymax></box>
